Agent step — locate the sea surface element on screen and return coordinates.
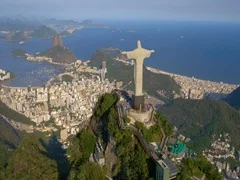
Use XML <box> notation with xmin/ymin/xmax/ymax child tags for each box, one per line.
<box><xmin>1</xmin><ymin>20</ymin><xmax>240</xmax><ymax>86</ymax></box>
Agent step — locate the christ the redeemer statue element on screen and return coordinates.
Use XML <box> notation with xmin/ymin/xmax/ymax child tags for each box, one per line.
<box><xmin>122</xmin><ymin>40</ymin><xmax>154</xmax><ymax>110</ymax></box>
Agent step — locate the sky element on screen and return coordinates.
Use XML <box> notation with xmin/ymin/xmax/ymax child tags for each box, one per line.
<box><xmin>1</xmin><ymin>0</ymin><xmax>240</xmax><ymax>22</ymax></box>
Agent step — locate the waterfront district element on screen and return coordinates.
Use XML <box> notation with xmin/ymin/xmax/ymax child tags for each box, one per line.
<box><xmin>0</xmin><ymin>60</ymin><xmax>113</xmax><ymax>140</ymax></box>
<box><xmin>0</xmin><ymin>50</ymin><xmax>239</xmax><ymax>140</ymax></box>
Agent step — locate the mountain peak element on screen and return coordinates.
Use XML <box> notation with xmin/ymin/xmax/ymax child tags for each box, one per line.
<box><xmin>52</xmin><ymin>33</ymin><xmax>63</xmax><ymax>48</ymax></box>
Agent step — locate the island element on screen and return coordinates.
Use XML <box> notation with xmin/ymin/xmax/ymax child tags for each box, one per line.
<box><xmin>11</xmin><ymin>49</ymin><xmax>27</xmax><ymax>57</ymax></box>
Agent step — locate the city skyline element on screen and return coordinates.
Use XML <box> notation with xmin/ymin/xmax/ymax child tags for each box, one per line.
<box><xmin>1</xmin><ymin>0</ymin><xmax>240</xmax><ymax>22</ymax></box>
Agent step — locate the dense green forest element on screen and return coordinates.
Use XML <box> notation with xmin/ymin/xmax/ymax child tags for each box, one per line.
<box><xmin>177</xmin><ymin>155</ymin><xmax>222</xmax><ymax>179</ymax></box>
<box><xmin>90</xmin><ymin>50</ymin><xmax>180</xmax><ymax>102</ymax></box>
<box><xmin>160</xmin><ymin>98</ymin><xmax>240</xmax><ymax>151</ymax></box>
<box><xmin>2</xmin><ymin>135</ymin><xmax>58</xmax><ymax>180</ymax></box>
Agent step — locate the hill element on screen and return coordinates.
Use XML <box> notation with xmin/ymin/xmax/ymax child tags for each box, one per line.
<box><xmin>38</xmin><ymin>46</ymin><xmax>77</xmax><ymax>64</ymax></box>
<box><xmin>42</xmin><ymin>18</ymin><xmax>80</xmax><ymax>26</ymax></box>
<box><xmin>90</xmin><ymin>50</ymin><xmax>180</xmax><ymax>102</ymax></box>
<box><xmin>0</xmin><ymin>117</ymin><xmax>21</xmax><ymax>148</ymax></box>
<box><xmin>160</xmin><ymin>98</ymin><xmax>240</xmax><ymax>151</ymax></box>
<box><xmin>4</xmin><ymin>135</ymin><xmax>58</xmax><ymax>179</ymax></box>
<box><xmin>6</xmin><ymin>31</ymin><xmax>27</xmax><ymax>42</ymax></box>
<box><xmin>36</xmin><ymin>33</ymin><xmax>77</xmax><ymax>64</ymax></box>
<box><xmin>0</xmin><ymin>116</ymin><xmax>23</xmax><ymax>169</ymax></box>
<box><xmin>225</xmin><ymin>86</ymin><xmax>240</xmax><ymax>110</ymax></box>
<box><xmin>80</xmin><ymin>20</ymin><xmax>107</xmax><ymax>28</ymax></box>
<box><xmin>11</xmin><ymin>49</ymin><xmax>27</xmax><ymax>57</ymax></box>
<box><xmin>30</xmin><ymin>25</ymin><xmax>56</xmax><ymax>38</ymax></box>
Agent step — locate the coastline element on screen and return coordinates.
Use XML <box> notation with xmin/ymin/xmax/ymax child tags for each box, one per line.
<box><xmin>146</xmin><ymin>66</ymin><xmax>238</xmax><ymax>99</ymax></box>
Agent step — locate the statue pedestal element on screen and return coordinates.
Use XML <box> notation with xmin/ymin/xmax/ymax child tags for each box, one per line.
<box><xmin>132</xmin><ymin>94</ymin><xmax>145</xmax><ymax>111</ymax></box>
<box><xmin>127</xmin><ymin>105</ymin><xmax>154</xmax><ymax>128</ymax></box>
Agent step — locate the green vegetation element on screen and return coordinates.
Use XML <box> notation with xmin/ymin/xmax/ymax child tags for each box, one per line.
<box><xmin>3</xmin><ymin>135</ymin><xmax>58</xmax><ymax>180</ymax></box>
<box><xmin>155</xmin><ymin>112</ymin><xmax>173</xmax><ymax>137</ymax></box>
<box><xmin>135</xmin><ymin>121</ymin><xmax>162</xmax><ymax>142</ymax></box>
<box><xmin>30</xmin><ymin>25</ymin><xmax>56</xmax><ymax>38</ymax></box>
<box><xmin>90</xmin><ymin>50</ymin><xmax>180</xmax><ymax>102</ymax></box>
<box><xmin>68</xmin><ymin>129</ymin><xmax>100</xmax><ymax>179</ymax></box>
<box><xmin>0</xmin><ymin>99</ymin><xmax>35</xmax><ymax>125</ymax></box>
<box><xmin>0</xmin><ymin>117</ymin><xmax>21</xmax><ymax>148</ymax></box>
<box><xmin>68</xmin><ymin>129</ymin><xmax>97</xmax><ymax>166</ymax></box>
<box><xmin>0</xmin><ymin>117</ymin><xmax>27</xmax><ymax>177</ymax></box>
<box><xmin>69</xmin><ymin>162</ymin><xmax>107</xmax><ymax>180</ymax></box>
<box><xmin>160</xmin><ymin>98</ymin><xmax>240</xmax><ymax>151</ymax></box>
<box><xmin>62</xmin><ymin>74</ymin><xmax>73</xmax><ymax>83</ymax></box>
<box><xmin>11</xmin><ymin>48</ymin><xmax>26</xmax><ymax>57</ymax></box>
<box><xmin>95</xmin><ymin>93</ymin><xmax>118</xmax><ymax>119</ymax></box>
<box><xmin>123</xmin><ymin>116</ymin><xmax>131</xmax><ymax>123</ymax></box>
<box><xmin>38</xmin><ymin>46</ymin><xmax>77</xmax><ymax>64</ymax></box>
<box><xmin>93</xmin><ymin>93</ymin><xmax>154</xmax><ymax>179</ymax></box>
<box><xmin>0</xmin><ymin>143</ymin><xmax>12</xmax><ymax>168</ymax></box>
<box><xmin>177</xmin><ymin>155</ymin><xmax>222</xmax><ymax>179</ymax></box>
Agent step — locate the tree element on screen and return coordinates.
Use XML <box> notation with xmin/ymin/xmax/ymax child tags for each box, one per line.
<box><xmin>177</xmin><ymin>155</ymin><xmax>222</xmax><ymax>180</ymax></box>
<box><xmin>84</xmin><ymin>163</ymin><xmax>106</xmax><ymax>180</ymax></box>
<box><xmin>5</xmin><ymin>135</ymin><xmax>58</xmax><ymax>180</ymax></box>
<box><xmin>68</xmin><ymin>129</ymin><xmax>97</xmax><ymax>167</ymax></box>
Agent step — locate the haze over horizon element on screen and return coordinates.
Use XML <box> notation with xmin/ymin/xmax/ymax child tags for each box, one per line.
<box><xmin>1</xmin><ymin>0</ymin><xmax>240</xmax><ymax>22</ymax></box>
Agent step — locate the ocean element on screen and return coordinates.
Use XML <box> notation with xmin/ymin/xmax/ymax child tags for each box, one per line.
<box><xmin>1</xmin><ymin>20</ymin><xmax>240</xmax><ymax>86</ymax></box>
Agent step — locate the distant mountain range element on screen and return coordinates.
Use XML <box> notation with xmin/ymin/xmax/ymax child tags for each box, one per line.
<box><xmin>0</xmin><ymin>17</ymin><xmax>107</xmax><ymax>32</ymax></box>
<box><xmin>0</xmin><ymin>17</ymin><xmax>107</xmax><ymax>42</ymax></box>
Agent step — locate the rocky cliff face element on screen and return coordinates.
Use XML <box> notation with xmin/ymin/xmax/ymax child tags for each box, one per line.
<box><xmin>52</xmin><ymin>33</ymin><xmax>63</xmax><ymax>48</ymax></box>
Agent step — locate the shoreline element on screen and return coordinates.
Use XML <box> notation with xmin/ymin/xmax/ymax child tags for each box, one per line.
<box><xmin>1</xmin><ymin>54</ymin><xmax>239</xmax><ymax>101</ymax></box>
<box><xmin>146</xmin><ymin>66</ymin><xmax>238</xmax><ymax>99</ymax></box>
<box><xmin>146</xmin><ymin>66</ymin><xmax>239</xmax><ymax>86</ymax></box>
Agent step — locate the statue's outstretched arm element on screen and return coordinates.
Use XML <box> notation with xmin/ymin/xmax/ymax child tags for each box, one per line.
<box><xmin>122</xmin><ymin>51</ymin><xmax>137</xmax><ymax>59</ymax></box>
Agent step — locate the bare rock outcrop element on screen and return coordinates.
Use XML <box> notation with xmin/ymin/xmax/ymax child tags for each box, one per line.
<box><xmin>52</xmin><ymin>33</ymin><xmax>63</xmax><ymax>48</ymax></box>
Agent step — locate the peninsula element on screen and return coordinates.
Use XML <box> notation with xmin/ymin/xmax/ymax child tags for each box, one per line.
<box><xmin>19</xmin><ymin>33</ymin><xmax>77</xmax><ymax>65</ymax></box>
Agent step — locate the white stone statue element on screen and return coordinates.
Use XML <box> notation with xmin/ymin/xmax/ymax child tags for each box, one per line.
<box><xmin>122</xmin><ymin>40</ymin><xmax>154</xmax><ymax>96</ymax></box>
